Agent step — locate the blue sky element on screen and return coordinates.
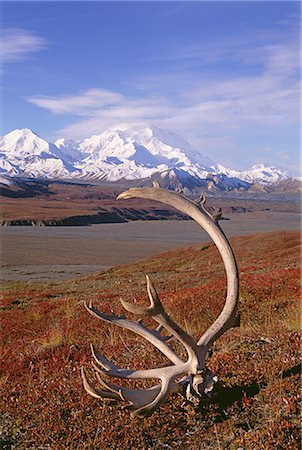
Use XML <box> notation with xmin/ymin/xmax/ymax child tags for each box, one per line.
<box><xmin>1</xmin><ymin>1</ymin><xmax>300</xmax><ymax>174</ymax></box>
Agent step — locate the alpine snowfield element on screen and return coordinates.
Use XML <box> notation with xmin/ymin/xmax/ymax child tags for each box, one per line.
<box><xmin>0</xmin><ymin>124</ymin><xmax>289</xmax><ymax>189</ymax></box>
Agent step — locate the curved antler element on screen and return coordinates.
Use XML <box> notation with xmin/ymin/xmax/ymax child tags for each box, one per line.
<box><xmin>82</xmin><ymin>184</ymin><xmax>240</xmax><ymax>417</ymax></box>
<box><xmin>117</xmin><ymin>184</ymin><xmax>239</xmax><ymax>347</ymax></box>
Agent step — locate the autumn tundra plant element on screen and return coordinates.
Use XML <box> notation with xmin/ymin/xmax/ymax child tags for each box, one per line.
<box><xmin>81</xmin><ymin>183</ymin><xmax>240</xmax><ymax>418</ymax></box>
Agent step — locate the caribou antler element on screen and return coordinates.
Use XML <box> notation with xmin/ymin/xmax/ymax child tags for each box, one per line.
<box><xmin>81</xmin><ymin>183</ymin><xmax>240</xmax><ymax>417</ymax></box>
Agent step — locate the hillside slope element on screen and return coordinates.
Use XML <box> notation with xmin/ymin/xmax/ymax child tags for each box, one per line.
<box><xmin>1</xmin><ymin>231</ymin><xmax>300</xmax><ymax>448</ymax></box>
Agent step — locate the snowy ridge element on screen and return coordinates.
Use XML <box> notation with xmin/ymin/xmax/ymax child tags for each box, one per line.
<box><xmin>0</xmin><ymin>124</ymin><xmax>290</xmax><ymax>190</ymax></box>
<box><xmin>215</xmin><ymin>163</ymin><xmax>289</xmax><ymax>185</ymax></box>
<box><xmin>0</xmin><ymin>129</ymin><xmax>80</xmax><ymax>179</ymax></box>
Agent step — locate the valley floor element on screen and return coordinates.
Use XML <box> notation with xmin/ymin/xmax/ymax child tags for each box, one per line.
<box><xmin>1</xmin><ymin>210</ymin><xmax>301</xmax><ymax>281</ymax></box>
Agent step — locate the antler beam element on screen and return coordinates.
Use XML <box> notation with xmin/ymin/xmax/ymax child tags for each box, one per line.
<box><xmin>82</xmin><ymin>184</ymin><xmax>240</xmax><ymax>417</ymax></box>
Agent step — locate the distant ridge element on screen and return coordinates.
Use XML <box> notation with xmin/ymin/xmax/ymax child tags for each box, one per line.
<box><xmin>0</xmin><ymin>124</ymin><xmax>293</xmax><ymax>192</ymax></box>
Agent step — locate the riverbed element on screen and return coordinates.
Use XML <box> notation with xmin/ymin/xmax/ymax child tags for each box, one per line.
<box><xmin>1</xmin><ymin>210</ymin><xmax>300</xmax><ymax>281</ymax></box>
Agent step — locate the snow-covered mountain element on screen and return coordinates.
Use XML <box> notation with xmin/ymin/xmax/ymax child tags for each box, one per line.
<box><xmin>0</xmin><ymin>124</ymin><xmax>290</xmax><ymax>191</ymax></box>
<box><xmin>0</xmin><ymin>129</ymin><xmax>80</xmax><ymax>178</ymax></box>
<box><xmin>54</xmin><ymin>137</ymin><xmax>83</xmax><ymax>163</ymax></box>
<box><xmin>56</xmin><ymin>123</ymin><xmax>216</xmax><ymax>182</ymax></box>
<box><xmin>215</xmin><ymin>163</ymin><xmax>289</xmax><ymax>185</ymax></box>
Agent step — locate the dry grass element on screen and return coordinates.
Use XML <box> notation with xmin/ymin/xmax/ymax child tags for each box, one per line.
<box><xmin>0</xmin><ymin>230</ymin><xmax>301</xmax><ymax>449</ymax></box>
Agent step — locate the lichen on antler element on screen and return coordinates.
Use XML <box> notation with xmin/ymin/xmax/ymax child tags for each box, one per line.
<box><xmin>81</xmin><ymin>183</ymin><xmax>240</xmax><ymax>418</ymax></box>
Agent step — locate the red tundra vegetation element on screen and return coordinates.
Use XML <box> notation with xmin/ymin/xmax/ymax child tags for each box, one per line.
<box><xmin>0</xmin><ymin>230</ymin><xmax>300</xmax><ymax>449</ymax></box>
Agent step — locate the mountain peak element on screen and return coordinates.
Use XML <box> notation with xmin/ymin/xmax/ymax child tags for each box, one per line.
<box><xmin>0</xmin><ymin>124</ymin><xmax>291</xmax><ymax>189</ymax></box>
<box><xmin>0</xmin><ymin>127</ymin><xmax>76</xmax><ymax>177</ymax></box>
<box><xmin>6</xmin><ymin>128</ymin><xmax>38</xmax><ymax>138</ymax></box>
<box><xmin>109</xmin><ymin>122</ymin><xmax>151</xmax><ymax>132</ymax></box>
<box><xmin>19</xmin><ymin>128</ymin><xmax>36</xmax><ymax>134</ymax></box>
<box><xmin>0</xmin><ymin>128</ymin><xmax>48</xmax><ymax>155</ymax></box>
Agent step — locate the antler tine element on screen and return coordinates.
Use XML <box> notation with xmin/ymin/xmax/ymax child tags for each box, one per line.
<box><xmin>90</xmin><ymin>356</ymin><xmax>190</xmax><ymax>417</ymax></box>
<box><xmin>81</xmin><ymin>367</ymin><xmax>120</xmax><ymax>401</ymax></box>
<box><xmin>122</xmin><ymin>275</ymin><xmax>199</xmax><ymax>363</ymax></box>
<box><xmin>130</xmin><ymin>378</ymin><xmax>177</xmax><ymax>418</ymax></box>
<box><xmin>91</xmin><ymin>356</ymin><xmax>190</xmax><ymax>381</ymax></box>
<box><xmin>94</xmin><ymin>372</ymin><xmax>169</xmax><ymax>415</ymax></box>
<box><xmin>93</xmin><ymin>369</ymin><xmax>182</xmax><ymax>418</ymax></box>
<box><xmin>82</xmin><ymin>365</ymin><xmax>170</xmax><ymax>413</ymax></box>
<box><xmin>117</xmin><ymin>186</ymin><xmax>239</xmax><ymax>349</ymax></box>
<box><xmin>146</xmin><ymin>275</ymin><xmax>200</xmax><ymax>357</ymax></box>
<box><xmin>82</xmin><ymin>365</ymin><xmax>180</xmax><ymax>417</ymax></box>
<box><xmin>85</xmin><ymin>302</ymin><xmax>182</xmax><ymax>365</ymax></box>
<box><xmin>120</xmin><ymin>275</ymin><xmax>160</xmax><ymax>315</ymax></box>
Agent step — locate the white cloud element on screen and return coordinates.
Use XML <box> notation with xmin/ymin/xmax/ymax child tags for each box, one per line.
<box><xmin>26</xmin><ymin>64</ymin><xmax>299</xmax><ymax>140</ymax></box>
<box><xmin>28</xmin><ymin>89</ymin><xmax>125</xmax><ymax>115</ymax></box>
<box><xmin>51</xmin><ymin>95</ymin><xmax>176</xmax><ymax>139</ymax></box>
<box><xmin>26</xmin><ymin>67</ymin><xmax>299</xmax><ymax>161</ymax></box>
<box><xmin>0</xmin><ymin>28</ymin><xmax>47</xmax><ymax>62</ymax></box>
<box><xmin>27</xmin><ymin>88</ymin><xmax>175</xmax><ymax>137</ymax></box>
<box><xmin>24</xmin><ymin>35</ymin><xmax>299</xmax><ymax>173</ymax></box>
<box><xmin>265</xmin><ymin>42</ymin><xmax>300</xmax><ymax>75</ymax></box>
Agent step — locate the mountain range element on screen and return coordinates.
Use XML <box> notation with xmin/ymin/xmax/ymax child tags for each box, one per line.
<box><xmin>0</xmin><ymin>124</ymin><xmax>295</xmax><ymax>193</ymax></box>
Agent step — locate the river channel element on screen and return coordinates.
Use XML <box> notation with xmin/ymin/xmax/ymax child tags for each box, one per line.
<box><xmin>1</xmin><ymin>210</ymin><xmax>300</xmax><ymax>281</ymax></box>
